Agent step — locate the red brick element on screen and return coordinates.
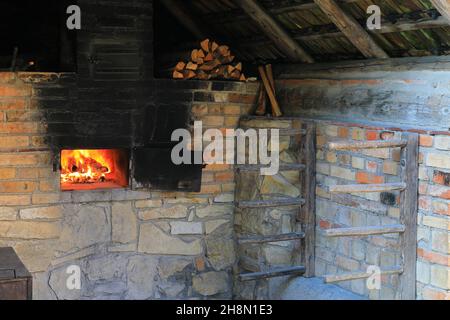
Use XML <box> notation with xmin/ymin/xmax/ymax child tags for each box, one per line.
<box><xmin>204</xmin><ymin>164</ymin><xmax>230</xmax><ymax>171</ymax></box>
<box><xmin>0</xmin><ymin>85</ymin><xmax>31</xmax><ymax>97</ymax></box>
<box><xmin>0</xmin><ymin>73</ymin><xmax>15</xmax><ymax>83</ymax></box>
<box><xmin>366</xmin><ymin>131</ymin><xmax>379</xmax><ymax>141</ymax></box>
<box><xmin>0</xmin><ymin>99</ymin><xmax>27</xmax><ymax>110</ymax></box>
<box><xmin>417</xmin><ymin>248</ymin><xmax>449</xmax><ymax>266</ymax></box>
<box><xmin>419</xmin><ymin>196</ymin><xmax>431</xmax><ymax>211</ymax></box>
<box><xmin>433</xmin><ymin>170</ymin><xmax>450</xmax><ymax>187</ymax></box>
<box><xmin>228</xmin><ymin>93</ymin><xmax>257</xmax><ymax>104</ymax></box>
<box><xmin>0</xmin><ymin>181</ymin><xmax>37</xmax><ymax>193</ymax></box>
<box><xmin>0</xmin><ymin>195</ymin><xmax>31</xmax><ymax>206</ymax></box>
<box><xmin>0</xmin><ymin>136</ymin><xmax>29</xmax><ymax>149</ymax></box>
<box><xmin>422</xmin><ymin>287</ymin><xmax>450</xmax><ymax>300</ymax></box>
<box><xmin>0</xmin><ymin>122</ymin><xmax>40</xmax><ymax>134</ymax></box>
<box><xmin>0</xmin><ymin>153</ymin><xmax>48</xmax><ymax>166</ymax></box>
<box><xmin>200</xmin><ymin>184</ymin><xmax>221</xmax><ymax>194</ymax></box>
<box><xmin>319</xmin><ymin>219</ymin><xmax>331</xmax><ymax>229</ymax></box>
<box><xmin>419</xmin><ymin>181</ymin><xmax>428</xmax><ymax>195</ymax></box>
<box><xmin>356</xmin><ymin>172</ymin><xmax>384</xmax><ymax>184</ymax></box>
<box><xmin>420</xmin><ymin>135</ymin><xmax>433</xmax><ymax>147</ymax></box>
<box><xmin>428</xmin><ymin>185</ymin><xmax>450</xmax><ymax>200</ymax></box>
<box><xmin>0</xmin><ymin>168</ymin><xmax>15</xmax><ymax>180</ymax></box>
<box><xmin>215</xmin><ymin>171</ymin><xmax>234</xmax><ymax>182</ymax></box>
<box><xmin>338</xmin><ymin>127</ymin><xmax>349</xmax><ymax>138</ymax></box>
<box><xmin>366</xmin><ymin>161</ymin><xmax>378</xmax><ymax>173</ymax></box>
<box><xmin>223</xmin><ymin>105</ymin><xmax>241</xmax><ymax>115</ymax></box>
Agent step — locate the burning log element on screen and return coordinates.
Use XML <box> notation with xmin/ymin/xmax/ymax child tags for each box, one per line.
<box><xmin>172</xmin><ymin>39</ymin><xmax>247</xmax><ymax>81</ymax></box>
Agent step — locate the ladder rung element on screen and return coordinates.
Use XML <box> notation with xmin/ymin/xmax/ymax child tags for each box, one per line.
<box><xmin>238</xmin><ymin>232</ymin><xmax>306</xmax><ymax>244</ymax></box>
<box><xmin>323</xmin><ymin>224</ymin><xmax>406</xmax><ymax>237</ymax></box>
<box><xmin>239</xmin><ymin>266</ymin><xmax>306</xmax><ymax>281</ymax></box>
<box><xmin>328</xmin><ymin>139</ymin><xmax>407</xmax><ymax>150</ymax></box>
<box><xmin>330</xmin><ymin>182</ymin><xmax>406</xmax><ymax>194</ymax></box>
<box><xmin>236</xmin><ymin>163</ymin><xmax>306</xmax><ymax>172</ymax></box>
<box><xmin>237</xmin><ymin>198</ymin><xmax>305</xmax><ymax>208</ymax></box>
<box><xmin>324</xmin><ymin>266</ymin><xmax>403</xmax><ymax>283</ymax></box>
<box><xmin>279</xmin><ymin>128</ymin><xmax>306</xmax><ymax>136</ymax></box>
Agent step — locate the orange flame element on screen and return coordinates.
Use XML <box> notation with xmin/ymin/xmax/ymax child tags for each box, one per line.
<box><xmin>61</xmin><ymin>149</ymin><xmax>115</xmax><ymax>184</ymax></box>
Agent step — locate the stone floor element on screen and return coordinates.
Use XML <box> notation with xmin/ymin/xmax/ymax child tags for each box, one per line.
<box><xmin>280</xmin><ymin>277</ymin><xmax>367</xmax><ymax>300</ymax></box>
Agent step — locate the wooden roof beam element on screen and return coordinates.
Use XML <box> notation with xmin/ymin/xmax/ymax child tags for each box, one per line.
<box><xmin>235</xmin><ymin>0</ymin><xmax>314</xmax><ymax>63</ymax></box>
<box><xmin>313</xmin><ymin>0</ymin><xmax>389</xmax><ymax>59</ymax></box>
<box><xmin>159</xmin><ymin>0</ymin><xmax>207</xmax><ymax>39</ymax></box>
<box><xmin>430</xmin><ymin>0</ymin><xmax>450</xmax><ymax>22</ymax></box>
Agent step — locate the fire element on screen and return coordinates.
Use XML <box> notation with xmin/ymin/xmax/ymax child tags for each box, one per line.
<box><xmin>61</xmin><ymin>149</ymin><xmax>114</xmax><ymax>184</ymax></box>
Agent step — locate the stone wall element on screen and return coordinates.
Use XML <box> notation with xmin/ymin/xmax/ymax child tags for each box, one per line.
<box><xmin>0</xmin><ymin>72</ymin><xmax>259</xmax><ymax>300</ymax></box>
<box><xmin>314</xmin><ymin>121</ymin><xmax>449</xmax><ymax>300</ymax></box>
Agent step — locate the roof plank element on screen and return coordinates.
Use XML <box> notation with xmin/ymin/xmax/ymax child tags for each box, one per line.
<box><xmin>313</xmin><ymin>0</ymin><xmax>389</xmax><ymax>59</ymax></box>
<box><xmin>235</xmin><ymin>0</ymin><xmax>315</xmax><ymax>63</ymax></box>
<box><xmin>430</xmin><ymin>0</ymin><xmax>450</xmax><ymax>23</ymax></box>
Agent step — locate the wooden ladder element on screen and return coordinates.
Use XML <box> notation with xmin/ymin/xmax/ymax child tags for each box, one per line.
<box><xmin>235</xmin><ymin>121</ymin><xmax>316</xmax><ymax>282</ymax></box>
<box><xmin>322</xmin><ymin>133</ymin><xmax>419</xmax><ymax>300</ymax></box>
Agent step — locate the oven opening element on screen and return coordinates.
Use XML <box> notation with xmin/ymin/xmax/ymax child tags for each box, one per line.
<box><xmin>60</xmin><ymin>149</ymin><xmax>129</xmax><ymax>191</ymax></box>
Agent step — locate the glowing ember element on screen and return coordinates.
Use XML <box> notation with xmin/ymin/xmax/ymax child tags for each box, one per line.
<box><xmin>61</xmin><ymin>150</ymin><xmax>114</xmax><ymax>184</ymax></box>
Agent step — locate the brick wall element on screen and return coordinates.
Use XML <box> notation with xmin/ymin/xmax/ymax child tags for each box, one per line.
<box><xmin>315</xmin><ymin>121</ymin><xmax>449</xmax><ymax>300</ymax></box>
<box><xmin>0</xmin><ymin>72</ymin><xmax>259</xmax><ymax>299</ymax></box>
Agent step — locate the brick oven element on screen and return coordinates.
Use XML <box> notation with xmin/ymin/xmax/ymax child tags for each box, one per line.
<box><xmin>0</xmin><ymin>0</ymin><xmax>449</xmax><ymax>302</ymax></box>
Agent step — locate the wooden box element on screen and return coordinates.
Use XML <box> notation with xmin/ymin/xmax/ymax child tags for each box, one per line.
<box><xmin>0</xmin><ymin>247</ymin><xmax>32</xmax><ymax>300</ymax></box>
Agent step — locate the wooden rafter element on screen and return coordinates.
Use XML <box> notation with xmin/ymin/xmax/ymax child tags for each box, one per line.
<box><xmin>159</xmin><ymin>0</ymin><xmax>207</xmax><ymax>39</ymax></box>
<box><xmin>430</xmin><ymin>0</ymin><xmax>450</xmax><ymax>22</ymax></box>
<box><xmin>235</xmin><ymin>0</ymin><xmax>314</xmax><ymax>63</ymax></box>
<box><xmin>314</xmin><ymin>0</ymin><xmax>389</xmax><ymax>59</ymax></box>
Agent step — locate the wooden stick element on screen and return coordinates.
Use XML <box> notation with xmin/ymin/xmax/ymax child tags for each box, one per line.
<box><xmin>254</xmin><ymin>84</ymin><xmax>267</xmax><ymax>115</ymax></box>
<box><xmin>239</xmin><ymin>266</ymin><xmax>306</xmax><ymax>281</ymax></box>
<box><xmin>324</xmin><ymin>266</ymin><xmax>403</xmax><ymax>283</ymax></box>
<box><xmin>238</xmin><ymin>198</ymin><xmax>305</xmax><ymax>208</ymax></box>
<box><xmin>323</xmin><ymin>224</ymin><xmax>406</xmax><ymax>237</ymax></box>
<box><xmin>258</xmin><ymin>66</ymin><xmax>282</xmax><ymax>117</ymax></box>
<box><xmin>328</xmin><ymin>139</ymin><xmax>407</xmax><ymax>150</ymax></box>
<box><xmin>265</xmin><ymin>64</ymin><xmax>276</xmax><ymax>94</ymax></box>
<box><xmin>329</xmin><ymin>182</ymin><xmax>406</xmax><ymax>194</ymax></box>
<box><xmin>238</xmin><ymin>232</ymin><xmax>306</xmax><ymax>244</ymax></box>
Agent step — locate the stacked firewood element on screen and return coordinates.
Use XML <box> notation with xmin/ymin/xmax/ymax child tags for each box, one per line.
<box><xmin>255</xmin><ymin>64</ymin><xmax>282</xmax><ymax>117</ymax></box>
<box><xmin>172</xmin><ymin>39</ymin><xmax>246</xmax><ymax>81</ymax></box>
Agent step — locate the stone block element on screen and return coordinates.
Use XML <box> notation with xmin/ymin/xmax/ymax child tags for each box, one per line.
<box><xmin>430</xmin><ymin>265</ymin><xmax>449</xmax><ymax>290</ymax></box>
<box><xmin>431</xmin><ymin>229</ymin><xmax>449</xmax><ymax>254</ymax></box>
<box><xmin>260</xmin><ymin>174</ymin><xmax>300</xmax><ymax>198</ymax></box>
<box><xmin>192</xmin><ymin>271</ymin><xmax>229</xmax><ymax>296</ymax></box>
<box><xmin>426</xmin><ymin>153</ymin><xmax>450</xmax><ymax>170</ymax></box>
<box><xmin>206</xmin><ymin>238</ymin><xmax>235</xmax><ymax>270</ymax></box>
<box><xmin>138</xmin><ymin>205</ymin><xmax>187</xmax><ymax>220</ymax></box>
<box><xmin>112</xmin><ymin>202</ymin><xmax>137</xmax><ymax>244</ymax></box>
<box><xmin>0</xmin><ymin>221</ymin><xmax>60</xmax><ymax>239</ymax></box>
<box><xmin>19</xmin><ymin>205</ymin><xmax>62</xmax><ymax>220</ymax></box>
<box><xmin>125</xmin><ymin>255</ymin><xmax>159</xmax><ymax>299</ymax></box>
<box><xmin>416</xmin><ymin>260</ymin><xmax>430</xmax><ymax>284</ymax></box>
<box><xmin>138</xmin><ymin>223</ymin><xmax>202</xmax><ymax>255</ymax></box>
<box><xmin>170</xmin><ymin>221</ymin><xmax>203</xmax><ymax>235</ymax></box>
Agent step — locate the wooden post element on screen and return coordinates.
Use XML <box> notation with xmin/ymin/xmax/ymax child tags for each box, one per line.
<box><xmin>399</xmin><ymin>132</ymin><xmax>419</xmax><ymax>300</ymax></box>
<box><xmin>299</xmin><ymin>123</ymin><xmax>316</xmax><ymax>277</ymax></box>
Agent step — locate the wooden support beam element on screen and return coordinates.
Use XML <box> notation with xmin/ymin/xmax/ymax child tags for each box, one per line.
<box><xmin>329</xmin><ymin>183</ymin><xmax>407</xmax><ymax>194</ymax></box>
<box><xmin>237</xmin><ymin>198</ymin><xmax>305</xmax><ymax>208</ymax></box>
<box><xmin>324</xmin><ymin>266</ymin><xmax>403</xmax><ymax>283</ymax></box>
<box><xmin>328</xmin><ymin>139</ymin><xmax>407</xmax><ymax>150</ymax></box>
<box><xmin>239</xmin><ymin>266</ymin><xmax>306</xmax><ymax>281</ymax></box>
<box><xmin>238</xmin><ymin>232</ymin><xmax>306</xmax><ymax>244</ymax></box>
<box><xmin>235</xmin><ymin>0</ymin><xmax>314</xmax><ymax>63</ymax></box>
<box><xmin>430</xmin><ymin>0</ymin><xmax>450</xmax><ymax>22</ymax></box>
<box><xmin>159</xmin><ymin>0</ymin><xmax>207</xmax><ymax>39</ymax></box>
<box><xmin>399</xmin><ymin>133</ymin><xmax>419</xmax><ymax>300</ymax></box>
<box><xmin>323</xmin><ymin>224</ymin><xmax>406</xmax><ymax>237</ymax></box>
<box><xmin>313</xmin><ymin>0</ymin><xmax>389</xmax><ymax>59</ymax></box>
